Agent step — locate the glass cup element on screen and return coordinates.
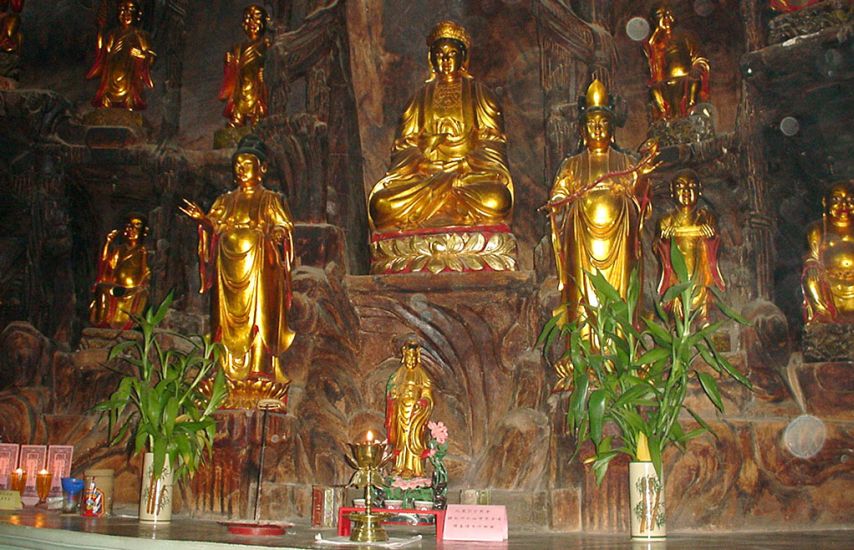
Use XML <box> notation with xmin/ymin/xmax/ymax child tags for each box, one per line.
<box><xmin>61</xmin><ymin>477</ymin><xmax>85</xmax><ymax>513</ymax></box>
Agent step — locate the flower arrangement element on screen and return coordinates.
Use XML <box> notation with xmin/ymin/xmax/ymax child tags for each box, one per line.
<box><xmin>425</xmin><ymin>421</ymin><xmax>449</xmax><ymax>507</ymax></box>
<box><xmin>381</xmin><ymin>421</ymin><xmax>450</xmax><ymax>509</ymax></box>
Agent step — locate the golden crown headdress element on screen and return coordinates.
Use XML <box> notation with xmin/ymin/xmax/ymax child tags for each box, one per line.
<box><xmin>427</xmin><ymin>20</ymin><xmax>472</xmax><ymax>51</ymax></box>
<box><xmin>580</xmin><ymin>77</ymin><xmax>615</xmax><ymax>117</ymax></box>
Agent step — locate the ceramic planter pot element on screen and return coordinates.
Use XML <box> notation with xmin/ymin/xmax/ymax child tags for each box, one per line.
<box><xmin>139</xmin><ymin>452</ymin><xmax>173</xmax><ymax>523</ymax></box>
<box><xmin>629</xmin><ymin>461</ymin><xmax>665</xmax><ymax>539</ymax></box>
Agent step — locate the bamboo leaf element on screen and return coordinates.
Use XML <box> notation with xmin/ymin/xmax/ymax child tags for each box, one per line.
<box><xmin>710</xmin><ymin>286</ymin><xmax>749</xmax><ymax>325</ymax></box>
<box><xmin>670</xmin><ymin>238</ymin><xmax>689</xmax><ymax>282</ymax></box>
<box><xmin>588</xmin><ymin>389</ymin><xmax>607</xmax><ymax>444</ymax></box>
<box><xmin>697</xmin><ymin>372</ymin><xmax>724</xmax><ymax>412</ymax></box>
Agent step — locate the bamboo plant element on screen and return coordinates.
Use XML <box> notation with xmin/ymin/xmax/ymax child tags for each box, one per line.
<box><xmin>539</xmin><ymin>241</ymin><xmax>752</xmax><ymax>483</ymax></box>
<box><xmin>94</xmin><ymin>292</ymin><xmax>228</xmax><ymax>486</ymax></box>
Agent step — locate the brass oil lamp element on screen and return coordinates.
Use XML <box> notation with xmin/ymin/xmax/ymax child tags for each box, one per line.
<box><xmin>345</xmin><ymin>431</ymin><xmax>391</xmax><ymax>542</ymax></box>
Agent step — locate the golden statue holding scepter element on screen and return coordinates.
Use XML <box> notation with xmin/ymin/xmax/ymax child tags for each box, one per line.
<box><xmin>545</xmin><ymin>78</ymin><xmax>659</xmax><ymax>343</ymax></box>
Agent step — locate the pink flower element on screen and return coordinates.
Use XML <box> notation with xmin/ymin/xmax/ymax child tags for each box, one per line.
<box><xmin>428</xmin><ymin>421</ymin><xmax>449</xmax><ymax>444</ymax></box>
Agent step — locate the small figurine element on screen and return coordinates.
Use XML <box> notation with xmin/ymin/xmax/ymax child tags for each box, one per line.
<box><xmin>385</xmin><ymin>338</ymin><xmax>434</xmax><ymax>479</ymax></box>
<box><xmin>802</xmin><ymin>181</ymin><xmax>854</xmax><ymax>324</ymax></box>
<box><xmin>219</xmin><ymin>4</ymin><xmax>271</xmax><ymax>128</ymax></box>
<box><xmin>89</xmin><ymin>214</ymin><xmax>150</xmax><ymax>329</ymax></box>
<box><xmin>643</xmin><ymin>3</ymin><xmax>710</xmax><ymax>120</ymax></box>
<box><xmin>656</xmin><ymin>169</ymin><xmax>725</xmax><ymax>324</ymax></box>
<box><xmin>180</xmin><ymin>135</ymin><xmax>295</xmax><ymax>409</ymax></box>
<box><xmin>86</xmin><ymin>0</ymin><xmax>156</xmax><ymax>111</ymax></box>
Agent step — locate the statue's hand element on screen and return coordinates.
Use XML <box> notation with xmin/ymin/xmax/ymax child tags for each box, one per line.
<box><xmin>178</xmin><ymin>198</ymin><xmax>208</xmax><ymax>223</ymax></box>
<box><xmin>105</xmin><ymin>229</ymin><xmax>119</xmax><ymax>243</ymax></box>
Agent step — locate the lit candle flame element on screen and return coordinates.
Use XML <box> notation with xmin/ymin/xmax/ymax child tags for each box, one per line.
<box><xmin>366</xmin><ymin>430</ymin><xmax>374</xmax><ymax>443</ymax></box>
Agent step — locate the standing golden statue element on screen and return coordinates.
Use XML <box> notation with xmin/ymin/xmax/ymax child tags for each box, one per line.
<box><xmin>643</xmin><ymin>3</ymin><xmax>709</xmax><ymax>121</ymax></box>
<box><xmin>0</xmin><ymin>0</ymin><xmax>23</xmax><ymax>54</ymax></box>
<box><xmin>545</xmin><ymin>78</ymin><xmax>659</xmax><ymax>340</ymax></box>
<box><xmin>89</xmin><ymin>214</ymin><xmax>150</xmax><ymax>330</ymax></box>
<box><xmin>180</xmin><ymin>135</ymin><xmax>295</xmax><ymax>409</ymax></box>
<box><xmin>217</xmin><ymin>5</ymin><xmax>271</xmax><ymax>134</ymax></box>
<box><xmin>367</xmin><ymin>21</ymin><xmax>516</xmax><ymax>274</ymax></box>
<box><xmin>802</xmin><ymin>182</ymin><xmax>854</xmax><ymax>324</ymax></box>
<box><xmin>86</xmin><ymin>0</ymin><xmax>156</xmax><ymax>113</ymax></box>
<box><xmin>656</xmin><ymin>170</ymin><xmax>724</xmax><ymax>324</ymax></box>
<box><xmin>384</xmin><ymin>338</ymin><xmax>434</xmax><ymax>479</ymax></box>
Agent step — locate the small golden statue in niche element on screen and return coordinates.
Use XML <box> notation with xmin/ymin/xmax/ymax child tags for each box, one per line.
<box><xmin>368</xmin><ymin>20</ymin><xmax>517</xmax><ymax>274</ymax></box>
<box><xmin>180</xmin><ymin>135</ymin><xmax>295</xmax><ymax>409</ymax></box>
<box><xmin>656</xmin><ymin>170</ymin><xmax>725</xmax><ymax>324</ymax></box>
<box><xmin>89</xmin><ymin>214</ymin><xmax>150</xmax><ymax>330</ymax></box>
<box><xmin>643</xmin><ymin>3</ymin><xmax>709</xmax><ymax>121</ymax></box>
<box><xmin>802</xmin><ymin>182</ymin><xmax>854</xmax><ymax>324</ymax></box>
<box><xmin>384</xmin><ymin>338</ymin><xmax>434</xmax><ymax>479</ymax></box>
<box><xmin>545</xmin><ymin>78</ymin><xmax>659</xmax><ymax>342</ymax></box>
<box><xmin>215</xmin><ymin>4</ymin><xmax>271</xmax><ymax>149</ymax></box>
<box><xmin>85</xmin><ymin>0</ymin><xmax>155</xmax><ymax>126</ymax></box>
<box><xmin>0</xmin><ymin>0</ymin><xmax>23</xmax><ymax>54</ymax></box>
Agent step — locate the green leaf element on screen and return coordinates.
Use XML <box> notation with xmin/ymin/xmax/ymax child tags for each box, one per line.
<box><xmin>588</xmin><ymin>389</ymin><xmax>607</xmax><ymax>444</ymax></box>
<box><xmin>567</xmin><ymin>373</ymin><xmax>589</xmax><ymax>433</ymax></box>
<box><xmin>588</xmin><ymin>270</ymin><xmax>621</xmax><ymax>304</ymax></box>
<box><xmin>636</xmin><ymin>347</ymin><xmax>669</xmax><ymax>366</ymax></box>
<box><xmin>152</xmin><ymin>436</ymin><xmax>167</xmax><ymax>480</ymax></box>
<box><xmin>643</xmin><ymin>317</ymin><xmax>673</xmax><ymax>346</ymax></box>
<box><xmin>670</xmin><ymin>238</ymin><xmax>689</xmax><ymax>282</ymax></box>
<box><xmin>710</xmin><ymin>286</ymin><xmax>749</xmax><ymax>325</ymax></box>
<box><xmin>153</xmin><ymin>291</ymin><xmax>174</xmax><ymax>325</ymax></box>
<box><xmin>662</xmin><ymin>281</ymin><xmax>692</xmax><ymax>306</ymax></box>
<box><xmin>648</xmin><ymin>433</ymin><xmax>663</xmax><ymax>478</ymax></box>
<box><xmin>697</xmin><ymin>372</ymin><xmax>724</xmax><ymax>412</ymax></box>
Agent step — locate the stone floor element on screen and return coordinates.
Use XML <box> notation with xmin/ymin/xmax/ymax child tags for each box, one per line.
<box><xmin>0</xmin><ymin>511</ymin><xmax>852</xmax><ymax>549</ymax></box>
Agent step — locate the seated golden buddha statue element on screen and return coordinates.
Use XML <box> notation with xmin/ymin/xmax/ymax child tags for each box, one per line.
<box><xmin>89</xmin><ymin>214</ymin><xmax>150</xmax><ymax>330</ymax></box>
<box><xmin>85</xmin><ymin>0</ymin><xmax>155</xmax><ymax>123</ymax></box>
<box><xmin>546</xmin><ymin>79</ymin><xmax>658</xmax><ymax>339</ymax></box>
<box><xmin>385</xmin><ymin>338</ymin><xmax>433</xmax><ymax>479</ymax></box>
<box><xmin>643</xmin><ymin>3</ymin><xmax>709</xmax><ymax>121</ymax></box>
<box><xmin>217</xmin><ymin>4</ymin><xmax>271</xmax><ymax>142</ymax></box>
<box><xmin>368</xmin><ymin>21</ymin><xmax>516</xmax><ymax>274</ymax></box>
<box><xmin>802</xmin><ymin>182</ymin><xmax>854</xmax><ymax>324</ymax></box>
<box><xmin>180</xmin><ymin>135</ymin><xmax>295</xmax><ymax>409</ymax></box>
<box><xmin>0</xmin><ymin>0</ymin><xmax>23</xmax><ymax>54</ymax></box>
<box><xmin>656</xmin><ymin>169</ymin><xmax>725</xmax><ymax>324</ymax></box>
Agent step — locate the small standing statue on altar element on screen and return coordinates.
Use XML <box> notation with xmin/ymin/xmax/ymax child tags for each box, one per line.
<box><xmin>367</xmin><ymin>20</ymin><xmax>517</xmax><ymax>274</ymax></box>
<box><xmin>643</xmin><ymin>3</ymin><xmax>713</xmax><ymax>144</ymax></box>
<box><xmin>88</xmin><ymin>214</ymin><xmax>150</xmax><ymax>330</ymax></box>
<box><xmin>656</xmin><ymin>169</ymin><xmax>725</xmax><ymax>325</ymax></box>
<box><xmin>545</xmin><ymin>78</ymin><xmax>659</xmax><ymax>347</ymax></box>
<box><xmin>385</xmin><ymin>338</ymin><xmax>433</xmax><ymax>479</ymax></box>
<box><xmin>382</xmin><ymin>338</ymin><xmax>449</xmax><ymax>509</ymax></box>
<box><xmin>214</xmin><ymin>4</ymin><xmax>272</xmax><ymax>149</ymax></box>
<box><xmin>180</xmin><ymin>135</ymin><xmax>295</xmax><ymax>409</ymax></box>
<box><xmin>84</xmin><ymin>0</ymin><xmax>156</xmax><ymax>127</ymax></box>
<box><xmin>0</xmin><ymin>0</ymin><xmax>24</xmax><ymax>84</ymax></box>
<box><xmin>801</xmin><ymin>181</ymin><xmax>854</xmax><ymax>324</ymax></box>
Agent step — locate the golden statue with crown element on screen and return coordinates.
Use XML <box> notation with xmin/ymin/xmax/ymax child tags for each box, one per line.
<box><xmin>545</xmin><ymin>78</ymin><xmax>659</xmax><ymax>350</ymax></box>
<box><xmin>367</xmin><ymin>20</ymin><xmax>517</xmax><ymax>274</ymax></box>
